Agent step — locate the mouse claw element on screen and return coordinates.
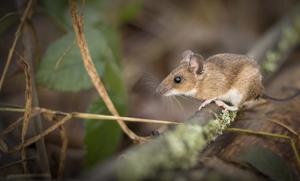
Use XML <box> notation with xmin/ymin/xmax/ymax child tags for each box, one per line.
<box><xmin>198</xmin><ymin>105</ymin><xmax>204</xmax><ymax>111</ymax></box>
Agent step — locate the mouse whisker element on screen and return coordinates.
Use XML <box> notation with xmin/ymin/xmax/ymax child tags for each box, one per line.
<box><xmin>139</xmin><ymin>72</ymin><xmax>160</xmax><ymax>95</ymax></box>
<box><xmin>161</xmin><ymin>97</ymin><xmax>166</xmax><ymax>111</ymax></box>
<box><xmin>178</xmin><ymin>95</ymin><xmax>200</xmax><ymax>105</ymax></box>
<box><xmin>163</xmin><ymin>96</ymin><xmax>170</xmax><ymax>115</ymax></box>
<box><xmin>168</xmin><ymin>96</ymin><xmax>173</xmax><ymax>115</ymax></box>
<box><xmin>173</xmin><ymin>96</ymin><xmax>186</xmax><ymax>118</ymax></box>
<box><xmin>169</xmin><ymin>96</ymin><xmax>176</xmax><ymax>114</ymax></box>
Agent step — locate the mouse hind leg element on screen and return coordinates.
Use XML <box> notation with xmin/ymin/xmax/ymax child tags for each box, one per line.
<box><xmin>234</xmin><ymin>66</ymin><xmax>263</xmax><ymax>104</ymax></box>
<box><xmin>198</xmin><ymin>89</ymin><xmax>244</xmax><ymax>111</ymax></box>
<box><xmin>216</xmin><ymin>88</ymin><xmax>243</xmax><ymax>111</ymax></box>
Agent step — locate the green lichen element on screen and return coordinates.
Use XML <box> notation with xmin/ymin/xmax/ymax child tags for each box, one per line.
<box><xmin>262</xmin><ymin>14</ymin><xmax>300</xmax><ymax>75</ymax></box>
<box><xmin>116</xmin><ymin>110</ymin><xmax>237</xmax><ymax>181</ymax></box>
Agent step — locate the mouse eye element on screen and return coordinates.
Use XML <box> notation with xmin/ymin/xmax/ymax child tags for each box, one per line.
<box><xmin>174</xmin><ymin>76</ymin><xmax>182</xmax><ymax>84</ymax></box>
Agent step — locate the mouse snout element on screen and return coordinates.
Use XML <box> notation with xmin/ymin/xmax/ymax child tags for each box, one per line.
<box><xmin>156</xmin><ymin>84</ymin><xmax>170</xmax><ymax>95</ymax></box>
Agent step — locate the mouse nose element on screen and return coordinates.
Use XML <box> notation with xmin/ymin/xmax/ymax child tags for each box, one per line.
<box><xmin>156</xmin><ymin>85</ymin><xmax>169</xmax><ymax>95</ymax></box>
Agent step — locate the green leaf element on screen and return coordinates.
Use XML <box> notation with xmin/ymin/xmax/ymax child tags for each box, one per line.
<box><xmin>37</xmin><ymin>28</ymin><xmax>112</xmax><ymax>91</ymax></box>
<box><xmin>238</xmin><ymin>145</ymin><xmax>297</xmax><ymax>181</ymax></box>
<box><xmin>84</xmin><ymin>60</ymin><xmax>127</xmax><ymax>168</ymax></box>
<box><xmin>97</xmin><ymin>24</ymin><xmax>122</xmax><ymax>66</ymax></box>
<box><xmin>84</xmin><ymin>94</ymin><xmax>127</xmax><ymax>168</ymax></box>
<box><xmin>103</xmin><ymin>59</ymin><xmax>127</xmax><ymax>97</ymax></box>
<box><xmin>81</xmin><ymin>6</ymin><xmax>105</xmax><ymax>27</ymax></box>
<box><xmin>119</xmin><ymin>0</ymin><xmax>143</xmax><ymax>23</ymax></box>
<box><xmin>39</xmin><ymin>0</ymin><xmax>69</xmax><ymax>25</ymax></box>
<box><xmin>84</xmin><ymin>100</ymin><xmax>123</xmax><ymax>168</ymax></box>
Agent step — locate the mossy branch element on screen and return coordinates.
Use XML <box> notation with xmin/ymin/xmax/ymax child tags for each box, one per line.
<box><xmin>86</xmin><ymin>105</ymin><xmax>237</xmax><ymax>181</ymax></box>
<box><xmin>247</xmin><ymin>4</ymin><xmax>300</xmax><ymax>78</ymax></box>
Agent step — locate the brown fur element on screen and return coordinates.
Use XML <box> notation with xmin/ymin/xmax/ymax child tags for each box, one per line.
<box><xmin>197</xmin><ymin>54</ymin><xmax>263</xmax><ymax>103</ymax></box>
<box><xmin>156</xmin><ymin>63</ymin><xmax>197</xmax><ymax>95</ymax></box>
<box><xmin>157</xmin><ymin>53</ymin><xmax>264</xmax><ymax>107</ymax></box>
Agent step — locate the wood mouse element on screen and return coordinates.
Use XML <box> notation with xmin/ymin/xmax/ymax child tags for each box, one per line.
<box><xmin>156</xmin><ymin>50</ymin><xmax>300</xmax><ymax>111</ymax></box>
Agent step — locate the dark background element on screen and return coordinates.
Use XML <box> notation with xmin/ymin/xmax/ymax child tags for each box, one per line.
<box><xmin>0</xmin><ymin>0</ymin><xmax>298</xmax><ymax>178</ymax></box>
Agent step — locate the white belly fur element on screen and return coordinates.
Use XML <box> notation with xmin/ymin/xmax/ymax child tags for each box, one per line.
<box><xmin>219</xmin><ymin>88</ymin><xmax>242</xmax><ymax>106</ymax></box>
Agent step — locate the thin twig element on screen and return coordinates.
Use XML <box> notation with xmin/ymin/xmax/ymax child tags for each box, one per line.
<box><xmin>225</xmin><ymin>127</ymin><xmax>300</xmax><ymax>172</ymax></box>
<box><xmin>269</xmin><ymin>119</ymin><xmax>299</xmax><ymax>137</ymax></box>
<box><xmin>0</xmin><ymin>0</ymin><xmax>33</xmax><ymax>91</ymax></box>
<box><xmin>0</xmin><ymin>106</ymin><xmax>181</xmax><ymax>125</ymax></box>
<box><xmin>0</xmin><ymin>106</ymin><xmax>179</xmax><ymax>153</ymax></box>
<box><xmin>69</xmin><ymin>0</ymin><xmax>145</xmax><ymax>143</ymax></box>
<box><xmin>5</xmin><ymin>108</ymin><xmax>174</xmax><ymax>154</ymax></box>
<box><xmin>72</xmin><ymin>112</ymin><xmax>180</xmax><ymax>124</ymax></box>
<box><xmin>55</xmin><ymin>39</ymin><xmax>76</xmax><ymax>69</ymax></box>
<box><xmin>16</xmin><ymin>51</ymin><xmax>51</xmax><ymax>174</ymax></box>
<box><xmin>57</xmin><ymin>125</ymin><xmax>68</xmax><ymax>179</ymax></box>
<box><xmin>0</xmin><ymin>111</ymin><xmax>38</xmax><ymax>137</ymax></box>
<box><xmin>0</xmin><ymin>138</ymin><xmax>8</xmax><ymax>153</ymax></box>
<box><xmin>0</xmin><ymin>11</ymin><xmax>18</xmax><ymax>23</ymax></box>
<box><xmin>10</xmin><ymin>114</ymin><xmax>72</xmax><ymax>153</ymax></box>
<box><xmin>18</xmin><ymin>58</ymin><xmax>33</xmax><ymax>173</ymax></box>
<box><xmin>1</xmin><ymin>116</ymin><xmax>24</xmax><ymax>137</ymax></box>
<box><xmin>0</xmin><ymin>156</ymin><xmax>36</xmax><ymax>171</ymax></box>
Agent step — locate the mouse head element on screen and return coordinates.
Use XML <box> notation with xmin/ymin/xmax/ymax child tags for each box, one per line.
<box><xmin>156</xmin><ymin>50</ymin><xmax>204</xmax><ymax>97</ymax></box>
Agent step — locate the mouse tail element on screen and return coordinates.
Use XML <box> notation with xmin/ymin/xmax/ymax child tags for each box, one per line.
<box><xmin>261</xmin><ymin>91</ymin><xmax>300</xmax><ymax>101</ymax></box>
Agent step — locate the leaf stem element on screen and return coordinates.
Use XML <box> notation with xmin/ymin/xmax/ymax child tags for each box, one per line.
<box><xmin>0</xmin><ymin>106</ymin><xmax>181</xmax><ymax>125</ymax></box>
<box><xmin>69</xmin><ymin>0</ymin><xmax>145</xmax><ymax>143</ymax></box>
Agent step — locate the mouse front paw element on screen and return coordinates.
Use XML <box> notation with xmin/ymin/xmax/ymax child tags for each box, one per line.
<box><xmin>198</xmin><ymin>99</ymin><xmax>215</xmax><ymax>110</ymax></box>
<box><xmin>215</xmin><ymin>100</ymin><xmax>238</xmax><ymax>111</ymax></box>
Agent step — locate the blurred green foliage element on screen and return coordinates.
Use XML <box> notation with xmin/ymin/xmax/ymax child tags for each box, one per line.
<box><xmin>85</xmin><ymin>54</ymin><xmax>128</xmax><ymax>167</ymax></box>
<box><xmin>84</xmin><ymin>94</ymin><xmax>126</xmax><ymax>167</ymax></box>
<box><xmin>36</xmin><ymin>30</ymin><xmax>106</xmax><ymax>91</ymax></box>
<box><xmin>37</xmin><ymin>0</ymin><xmax>142</xmax><ymax>168</ymax></box>
<box><xmin>119</xmin><ymin>0</ymin><xmax>143</xmax><ymax>23</ymax></box>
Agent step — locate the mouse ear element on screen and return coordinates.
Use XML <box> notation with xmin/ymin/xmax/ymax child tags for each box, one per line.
<box><xmin>181</xmin><ymin>50</ymin><xmax>194</xmax><ymax>63</ymax></box>
<box><xmin>180</xmin><ymin>50</ymin><xmax>204</xmax><ymax>74</ymax></box>
<box><xmin>188</xmin><ymin>54</ymin><xmax>204</xmax><ymax>75</ymax></box>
